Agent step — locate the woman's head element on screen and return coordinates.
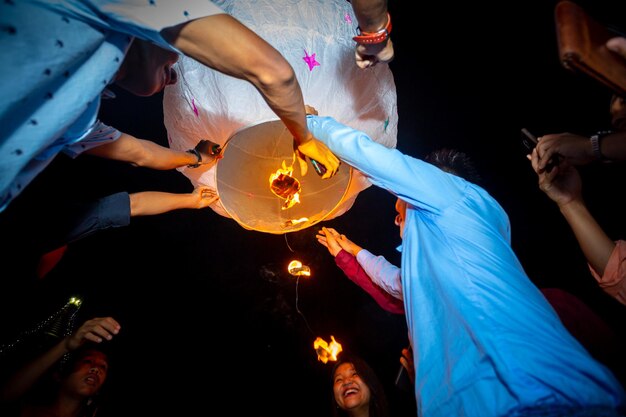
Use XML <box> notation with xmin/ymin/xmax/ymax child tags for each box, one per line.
<box><xmin>57</xmin><ymin>346</ymin><xmax>109</xmax><ymax>399</ymax></box>
<box><xmin>331</xmin><ymin>354</ymin><xmax>389</xmax><ymax>417</ymax></box>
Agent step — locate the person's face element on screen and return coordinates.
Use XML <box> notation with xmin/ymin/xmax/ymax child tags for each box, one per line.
<box><xmin>60</xmin><ymin>350</ymin><xmax>109</xmax><ymax>398</ymax></box>
<box><xmin>394</xmin><ymin>198</ymin><xmax>407</xmax><ymax>239</ymax></box>
<box><xmin>610</xmin><ymin>94</ymin><xmax>626</xmax><ymax>131</ymax></box>
<box><xmin>333</xmin><ymin>362</ymin><xmax>371</xmax><ymax>413</ymax></box>
<box><xmin>116</xmin><ymin>39</ymin><xmax>179</xmax><ymax>97</ymax></box>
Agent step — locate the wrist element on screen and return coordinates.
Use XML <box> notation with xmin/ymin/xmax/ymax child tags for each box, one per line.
<box><xmin>589</xmin><ymin>130</ymin><xmax>612</xmax><ymax>162</ymax></box>
<box><xmin>353</xmin><ymin>12</ymin><xmax>392</xmax><ymax>45</ymax></box>
<box><xmin>186</xmin><ymin>148</ymin><xmax>202</xmax><ymax>168</ymax></box>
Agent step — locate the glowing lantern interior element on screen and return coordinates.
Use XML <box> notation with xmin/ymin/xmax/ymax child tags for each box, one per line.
<box><xmin>216</xmin><ymin>120</ymin><xmax>351</xmax><ymax>234</ymax></box>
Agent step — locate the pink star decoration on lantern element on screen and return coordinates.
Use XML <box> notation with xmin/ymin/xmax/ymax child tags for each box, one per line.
<box><xmin>344</xmin><ymin>13</ymin><xmax>352</xmax><ymax>24</ymax></box>
<box><xmin>191</xmin><ymin>98</ymin><xmax>199</xmax><ymax>117</ymax></box>
<box><xmin>303</xmin><ymin>50</ymin><xmax>320</xmax><ymax>71</ymax></box>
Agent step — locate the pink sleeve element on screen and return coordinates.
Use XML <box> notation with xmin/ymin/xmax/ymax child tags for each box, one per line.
<box><xmin>588</xmin><ymin>240</ymin><xmax>626</xmax><ymax>306</ymax></box>
<box><xmin>335</xmin><ymin>250</ymin><xmax>405</xmax><ymax>314</ymax></box>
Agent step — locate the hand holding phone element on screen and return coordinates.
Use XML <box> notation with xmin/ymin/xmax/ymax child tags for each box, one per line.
<box><xmin>520</xmin><ymin>128</ymin><xmax>559</xmax><ymax>172</ymax></box>
<box><xmin>521</xmin><ymin>128</ymin><xmax>538</xmax><ymax>152</ymax></box>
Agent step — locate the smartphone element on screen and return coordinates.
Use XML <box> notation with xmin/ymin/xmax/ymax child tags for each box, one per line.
<box><xmin>520</xmin><ymin>128</ymin><xmax>538</xmax><ymax>152</ymax></box>
<box><xmin>310</xmin><ymin>159</ymin><xmax>328</xmax><ymax>176</ymax></box>
<box><xmin>521</xmin><ymin>128</ymin><xmax>559</xmax><ymax>172</ymax></box>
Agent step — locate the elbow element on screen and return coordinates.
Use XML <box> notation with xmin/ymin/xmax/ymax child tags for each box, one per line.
<box><xmin>253</xmin><ymin>59</ymin><xmax>298</xmax><ymax>94</ymax></box>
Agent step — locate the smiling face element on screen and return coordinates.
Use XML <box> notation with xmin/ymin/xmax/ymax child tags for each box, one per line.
<box><xmin>333</xmin><ymin>362</ymin><xmax>371</xmax><ymax>414</ymax></box>
<box><xmin>59</xmin><ymin>349</ymin><xmax>109</xmax><ymax>398</ymax></box>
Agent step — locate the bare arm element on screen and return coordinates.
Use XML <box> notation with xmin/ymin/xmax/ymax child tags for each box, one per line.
<box><xmin>536</xmin><ymin>132</ymin><xmax>626</xmax><ymax>171</ymax></box>
<box><xmin>530</xmin><ymin>149</ymin><xmax>615</xmax><ymax>275</ymax></box>
<box><xmin>350</xmin><ymin>0</ymin><xmax>388</xmax><ymax>30</ymax></box>
<box><xmin>162</xmin><ymin>14</ymin><xmax>339</xmax><ymax>178</ymax></box>
<box><xmin>85</xmin><ymin>132</ymin><xmax>197</xmax><ymax>169</ymax></box>
<box><xmin>558</xmin><ymin>200</ymin><xmax>615</xmax><ymax>276</ymax></box>
<box><xmin>350</xmin><ymin>0</ymin><xmax>394</xmax><ymax>68</ymax></box>
<box><xmin>129</xmin><ymin>187</ymin><xmax>218</xmax><ymax>216</ymax></box>
<box><xmin>0</xmin><ymin>317</ymin><xmax>120</xmax><ymax>402</ymax></box>
<box><xmin>163</xmin><ymin>15</ymin><xmax>308</xmax><ymax>143</ymax></box>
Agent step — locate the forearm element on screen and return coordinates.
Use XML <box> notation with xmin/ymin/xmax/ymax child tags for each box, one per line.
<box><xmin>598</xmin><ymin>132</ymin><xmax>626</xmax><ymax>161</ymax></box>
<box><xmin>357</xmin><ymin>249</ymin><xmax>403</xmax><ymax>300</ymax></box>
<box><xmin>86</xmin><ymin>133</ymin><xmax>195</xmax><ymax>169</ymax></box>
<box><xmin>0</xmin><ymin>339</ymin><xmax>69</xmax><ymax>401</ymax></box>
<box><xmin>166</xmin><ymin>14</ymin><xmax>311</xmax><ymax>144</ymax></box>
<box><xmin>130</xmin><ymin>191</ymin><xmax>198</xmax><ymax>216</ymax></box>
<box><xmin>560</xmin><ymin>199</ymin><xmax>615</xmax><ymax>275</ymax></box>
<box><xmin>350</xmin><ymin>0</ymin><xmax>388</xmax><ymax>31</ymax></box>
<box><xmin>336</xmin><ymin>250</ymin><xmax>404</xmax><ymax>314</ymax></box>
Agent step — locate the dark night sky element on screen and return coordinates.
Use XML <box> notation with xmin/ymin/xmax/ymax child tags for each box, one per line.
<box><xmin>1</xmin><ymin>1</ymin><xmax>625</xmax><ymax>416</ymax></box>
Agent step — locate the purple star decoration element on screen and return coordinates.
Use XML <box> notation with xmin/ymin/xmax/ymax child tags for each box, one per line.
<box><xmin>192</xmin><ymin>98</ymin><xmax>199</xmax><ymax>117</ymax></box>
<box><xmin>303</xmin><ymin>50</ymin><xmax>320</xmax><ymax>71</ymax></box>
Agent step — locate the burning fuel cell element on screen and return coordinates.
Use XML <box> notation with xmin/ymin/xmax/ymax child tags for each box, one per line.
<box><xmin>314</xmin><ymin>335</ymin><xmax>343</xmax><ymax>363</ymax></box>
<box><xmin>269</xmin><ymin>161</ymin><xmax>301</xmax><ymax>210</ymax></box>
<box><xmin>213</xmin><ymin>120</ymin><xmax>352</xmax><ymax>234</ymax></box>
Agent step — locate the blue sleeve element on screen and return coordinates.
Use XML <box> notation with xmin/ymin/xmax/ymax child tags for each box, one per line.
<box><xmin>307</xmin><ymin>115</ymin><xmax>467</xmax><ymax>214</ymax></box>
<box><xmin>47</xmin><ymin>0</ymin><xmax>225</xmax><ymax>52</ymax></box>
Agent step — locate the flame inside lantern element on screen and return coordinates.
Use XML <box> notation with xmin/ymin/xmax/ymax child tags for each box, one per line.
<box><xmin>313</xmin><ymin>335</ymin><xmax>343</xmax><ymax>363</ymax></box>
<box><xmin>288</xmin><ymin>260</ymin><xmax>311</xmax><ymax>277</ymax></box>
<box><xmin>269</xmin><ymin>160</ymin><xmax>301</xmax><ymax>210</ymax></box>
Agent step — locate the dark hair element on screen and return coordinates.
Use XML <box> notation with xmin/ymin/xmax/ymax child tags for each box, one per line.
<box><xmin>424</xmin><ymin>148</ymin><xmax>481</xmax><ymax>185</ymax></box>
<box><xmin>330</xmin><ymin>353</ymin><xmax>390</xmax><ymax>417</ymax></box>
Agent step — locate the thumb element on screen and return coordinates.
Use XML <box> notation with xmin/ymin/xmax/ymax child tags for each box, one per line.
<box><xmin>296</xmin><ymin>150</ymin><xmax>308</xmax><ymax>176</ymax></box>
<box><xmin>607</xmin><ymin>37</ymin><xmax>626</xmax><ymax>56</ymax></box>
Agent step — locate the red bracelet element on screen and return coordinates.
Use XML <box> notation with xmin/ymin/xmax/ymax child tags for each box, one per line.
<box><xmin>353</xmin><ymin>12</ymin><xmax>392</xmax><ymax>45</ymax></box>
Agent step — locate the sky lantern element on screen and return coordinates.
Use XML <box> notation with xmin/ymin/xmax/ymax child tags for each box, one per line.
<box><xmin>163</xmin><ymin>0</ymin><xmax>397</xmax><ymax>233</ymax></box>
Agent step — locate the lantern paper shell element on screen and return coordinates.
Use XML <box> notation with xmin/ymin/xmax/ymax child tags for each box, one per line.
<box><xmin>217</xmin><ymin>120</ymin><xmax>351</xmax><ymax>233</ymax></box>
<box><xmin>163</xmin><ymin>0</ymin><xmax>398</xmax><ymax>233</ymax></box>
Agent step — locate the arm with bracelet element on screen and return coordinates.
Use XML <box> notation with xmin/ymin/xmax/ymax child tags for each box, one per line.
<box><xmin>349</xmin><ymin>0</ymin><xmax>394</xmax><ymax>69</ymax></box>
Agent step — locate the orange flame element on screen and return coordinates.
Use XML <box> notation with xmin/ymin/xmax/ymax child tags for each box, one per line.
<box><xmin>269</xmin><ymin>161</ymin><xmax>301</xmax><ymax>210</ymax></box>
<box><xmin>288</xmin><ymin>260</ymin><xmax>311</xmax><ymax>277</ymax></box>
<box><xmin>313</xmin><ymin>335</ymin><xmax>343</xmax><ymax>363</ymax></box>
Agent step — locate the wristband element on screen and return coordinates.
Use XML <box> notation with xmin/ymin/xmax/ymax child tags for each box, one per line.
<box><xmin>589</xmin><ymin>130</ymin><xmax>612</xmax><ymax>161</ymax></box>
<box><xmin>186</xmin><ymin>148</ymin><xmax>202</xmax><ymax>168</ymax></box>
<box><xmin>353</xmin><ymin>12</ymin><xmax>392</xmax><ymax>45</ymax></box>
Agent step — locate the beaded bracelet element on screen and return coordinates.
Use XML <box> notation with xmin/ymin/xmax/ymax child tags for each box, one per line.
<box><xmin>353</xmin><ymin>12</ymin><xmax>392</xmax><ymax>45</ymax></box>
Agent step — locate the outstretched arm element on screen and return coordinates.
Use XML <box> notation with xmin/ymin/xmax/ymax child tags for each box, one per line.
<box><xmin>129</xmin><ymin>187</ymin><xmax>218</xmax><ymax>216</ymax></box>
<box><xmin>350</xmin><ymin>0</ymin><xmax>394</xmax><ymax>69</ymax></box>
<box><xmin>529</xmin><ymin>148</ymin><xmax>617</xmax><ymax>280</ymax></box>
<box><xmin>317</xmin><ymin>227</ymin><xmax>404</xmax><ymax>314</ymax></box>
<box><xmin>0</xmin><ymin>317</ymin><xmax>120</xmax><ymax>402</ymax></box>
<box><xmin>162</xmin><ymin>14</ymin><xmax>339</xmax><ymax>178</ymax></box>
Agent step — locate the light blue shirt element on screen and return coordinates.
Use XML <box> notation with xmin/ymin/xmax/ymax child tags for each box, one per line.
<box><xmin>0</xmin><ymin>0</ymin><xmax>223</xmax><ymax>212</ymax></box>
<box><xmin>308</xmin><ymin>115</ymin><xmax>626</xmax><ymax>416</ymax></box>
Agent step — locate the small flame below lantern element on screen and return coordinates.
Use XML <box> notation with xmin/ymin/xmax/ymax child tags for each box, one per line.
<box><xmin>314</xmin><ymin>335</ymin><xmax>343</xmax><ymax>363</ymax></box>
<box><xmin>269</xmin><ymin>161</ymin><xmax>301</xmax><ymax>210</ymax></box>
<box><xmin>288</xmin><ymin>260</ymin><xmax>311</xmax><ymax>277</ymax></box>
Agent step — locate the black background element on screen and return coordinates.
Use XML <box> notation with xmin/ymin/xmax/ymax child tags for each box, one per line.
<box><xmin>1</xmin><ymin>1</ymin><xmax>625</xmax><ymax>416</ymax></box>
